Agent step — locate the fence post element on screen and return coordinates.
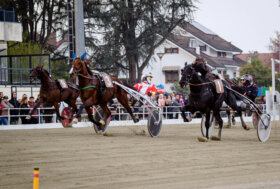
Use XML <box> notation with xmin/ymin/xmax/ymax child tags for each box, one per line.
<box><xmin>8</xmin><ymin>108</ymin><xmax>10</xmax><ymax>125</ymax></box>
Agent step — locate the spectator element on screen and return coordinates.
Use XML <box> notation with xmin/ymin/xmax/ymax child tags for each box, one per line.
<box><xmin>0</xmin><ymin>96</ymin><xmax>14</xmax><ymax>125</ymax></box>
<box><xmin>0</xmin><ymin>92</ymin><xmax>3</xmax><ymax>103</ymax></box>
<box><xmin>171</xmin><ymin>94</ymin><xmax>181</xmax><ymax>119</ymax></box>
<box><xmin>35</xmin><ymin>94</ymin><xmax>40</xmax><ymax>103</ymax></box>
<box><xmin>171</xmin><ymin>92</ymin><xmax>176</xmax><ymax>101</ymax></box>
<box><xmin>9</xmin><ymin>92</ymin><xmax>20</xmax><ymax>124</ymax></box>
<box><xmin>158</xmin><ymin>94</ymin><xmax>165</xmax><ymax>108</ymax></box>
<box><xmin>28</xmin><ymin>96</ymin><xmax>38</xmax><ymax>124</ymax></box>
<box><xmin>158</xmin><ymin>94</ymin><xmax>165</xmax><ymax>114</ymax></box>
<box><xmin>19</xmin><ymin>96</ymin><xmax>30</xmax><ymax>124</ymax></box>
<box><xmin>150</xmin><ymin>95</ymin><xmax>157</xmax><ymax>106</ymax></box>
<box><xmin>35</xmin><ymin>94</ymin><xmax>43</xmax><ymax>123</ymax></box>
<box><xmin>165</xmin><ymin>95</ymin><xmax>173</xmax><ymax>119</ymax></box>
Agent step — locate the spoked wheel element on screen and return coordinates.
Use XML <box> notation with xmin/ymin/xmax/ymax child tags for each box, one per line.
<box><xmin>147</xmin><ymin>109</ymin><xmax>162</xmax><ymax>137</ymax></box>
<box><xmin>61</xmin><ymin>107</ymin><xmax>72</xmax><ymax>128</ymax></box>
<box><xmin>93</xmin><ymin>107</ymin><xmax>110</xmax><ymax>134</ymax></box>
<box><xmin>252</xmin><ymin>112</ymin><xmax>260</xmax><ymax>129</ymax></box>
<box><xmin>201</xmin><ymin>113</ymin><xmax>215</xmax><ymax>137</ymax></box>
<box><xmin>257</xmin><ymin>114</ymin><xmax>271</xmax><ymax>142</ymax></box>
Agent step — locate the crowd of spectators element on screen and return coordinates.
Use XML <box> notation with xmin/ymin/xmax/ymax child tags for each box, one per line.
<box><xmin>151</xmin><ymin>92</ymin><xmax>188</xmax><ymax>119</ymax></box>
<box><xmin>0</xmin><ymin>92</ymin><xmax>40</xmax><ymax>125</ymax></box>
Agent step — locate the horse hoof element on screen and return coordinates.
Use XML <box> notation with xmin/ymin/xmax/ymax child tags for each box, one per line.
<box><xmin>197</xmin><ymin>137</ymin><xmax>208</xmax><ymax>142</ymax></box>
<box><xmin>72</xmin><ymin>118</ymin><xmax>78</xmax><ymax>124</ymax></box>
<box><xmin>134</xmin><ymin>118</ymin><xmax>140</xmax><ymax>123</ymax></box>
<box><xmin>100</xmin><ymin>120</ymin><xmax>105</xmax><ymax>126</ymax></box>
<box><xmin>211</xmin><ymin>136</ymin><xmax>221</xmax><ymax>141</ymax></box>
<box><xmin>243</xmin><ymin>126</ymin><xmax>250</xmax><ymax>130</ymax></box>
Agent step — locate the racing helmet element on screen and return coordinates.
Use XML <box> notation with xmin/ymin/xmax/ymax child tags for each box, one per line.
<box><xmin>241</xmin><ymin>74</ymin><xmax>253</xmax><ymax>86</ymax></box>
<box><xmin>141</xmin><ymin>73</ymin><xmax>153</xmax><ymax>84</ymax></box>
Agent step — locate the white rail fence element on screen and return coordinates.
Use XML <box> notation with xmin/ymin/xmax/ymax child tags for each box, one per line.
<box><xmin>0</xmin><ymin>104</ymin><xmax>267</xmax><ymax>126</ymax></box>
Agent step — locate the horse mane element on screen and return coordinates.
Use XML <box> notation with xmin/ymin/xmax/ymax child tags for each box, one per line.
<box><xmin>84</xmin><ymin>60</ymin><xmax>93</xmax><ymax>76</ymax></box>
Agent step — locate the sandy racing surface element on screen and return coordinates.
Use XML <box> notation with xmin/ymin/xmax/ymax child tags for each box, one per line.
<box><xmin>1</xmin><ymin>122</ymin><xmax>280</xmax><ymax>189</ymax></box>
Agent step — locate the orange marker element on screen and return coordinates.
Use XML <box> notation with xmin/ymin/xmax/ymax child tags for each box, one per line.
<box><xmin>33</xmin><ymin>167</ymin><xmax>39</xmax><ymax>189</ymax></box>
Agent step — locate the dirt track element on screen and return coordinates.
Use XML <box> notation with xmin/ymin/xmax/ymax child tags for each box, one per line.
<box><xmin>1</xmin><ymin>122</ymin><xmax>280</xmax><ymax>189</ymax></box>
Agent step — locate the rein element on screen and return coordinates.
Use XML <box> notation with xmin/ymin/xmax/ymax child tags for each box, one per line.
<box><xmin>188</xmin><ymin>81</ymin><xmax>213</xmax><ymax>86</ymax></box>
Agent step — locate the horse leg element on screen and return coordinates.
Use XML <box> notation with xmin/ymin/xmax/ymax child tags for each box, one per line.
<box><xmin>116</xmin><ymin>93</ymin><xmax>139</xmax><ymax>123</ymax></box>
<box><xmin>225</xmin><ymin>93</ymin><xmax>249</xmax><ymax>130</ymax></box>
<box><xmin>53</xmin><ymin>102</ymin><xmax>64</xmax><ymax>121</ymax></box>
<box><xmin>212</xmin><ymin>110</ymin><xmax>223</xmax><ymax>140</ymax></box>
<box><xmin>197</xmin><ymin>112</ymin><xmax>210</xmax><ymax>142</ymax></box>
<box><xmin>99</xmin><ymin>103</ymin><xmax>111</xmax><ymax>125</ymax></box>
<box><xmin>73</xmin><ymin>99</ymin><xmax>102</xmax><ymax>126</ymax></box>
<box><xmin>83</xmin><ymin>106</ymin><xmax>103</xmax><ymax>129</ymax></box>
<box><xmin>226</xmin><ymin>110</ymin><xmax>232</xmax><ymax>128</ymax></box>
<box><xmin>180</xmin><ymin>105</ymin><xmax>193</xmax><ymax>122</ymax></box>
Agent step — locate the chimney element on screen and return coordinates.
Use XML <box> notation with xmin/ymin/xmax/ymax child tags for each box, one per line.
<box><xmin>196</xmin><ymin>46</ymin><xmax>200</xmax><ymax>55</ymax></box>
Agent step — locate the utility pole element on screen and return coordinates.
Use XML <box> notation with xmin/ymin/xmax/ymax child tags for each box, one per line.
<box><xmin>74</xmin><ymin>0</ymin><xmax>85</xmax><ymax>57</ymax></box>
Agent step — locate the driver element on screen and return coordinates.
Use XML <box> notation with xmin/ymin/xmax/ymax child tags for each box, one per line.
<box><xmin>240</xmin><ymin>74</ymin><xmax>258</xmax><ymax>102</ymax></box>
<box><xmin>133</xmin><ymin>73</ymin><xmax>158</xmax><ymax>96</ymax></box>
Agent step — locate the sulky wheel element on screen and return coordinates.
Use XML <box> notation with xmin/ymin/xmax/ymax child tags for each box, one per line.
<box><xmin>257</xmin><ymin>114</ymin><xmax>271</xmax><ymax>142</ymax></box>
<box><xmin>201</xmin><ymin>113</ymin><xmax>215</xmax><ymax>138</ymax></box>
<box><xmin>93</xmin><ymin>107</ymin><xmax>110</xmax><ymax>134</ymax></box>
<box><xmin>147</xmin><ymin>109</ymin><xmax>162</xmax><ymax>137</ymax></box>
<box><xmin>252</xmin><ymin>112</ymin><xmax>260</xmax><ymax>129</ymax></box>
<box><xmin>61</xmin><ymin>107</ymin><xmax>73</xmax><ymax>128</ymax></box>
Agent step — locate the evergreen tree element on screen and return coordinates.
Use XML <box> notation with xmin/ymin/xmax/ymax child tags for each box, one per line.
<box><xmin>84</xmin><ymin>0</ymin><xmax>196</xmax><ymax>84</ymax></box>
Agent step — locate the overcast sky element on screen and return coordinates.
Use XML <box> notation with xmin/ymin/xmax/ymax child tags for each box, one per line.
<box><xmin>194</xmin><ymin>0</ymin><xmax>280</xmax><ymax>53</ymax></box>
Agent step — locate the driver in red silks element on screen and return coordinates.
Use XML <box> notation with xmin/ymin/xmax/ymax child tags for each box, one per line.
<box><xmin>133</xmin><ymin>73</ymin><xmax>158</xmax><ymax>96</ymax></box>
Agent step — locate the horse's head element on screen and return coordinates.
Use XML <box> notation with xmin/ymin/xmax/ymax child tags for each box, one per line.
<box><xmin>69</xmin><ymin>57</ymin><xmax>84</xmax><ymax>75</ymax></box>
<box><xmin>180</xmin><ymin>64</ymin><xmax>196</xmax><ymax>88</ymax></box>
<box><xmin>30</xmin><ymin>65</ymin><xmax>44</xmax><ymax>81</ymax></box>
<box><xmin>192</xmin><ymin>56</ymin><xmax>209</xmax><ymax>76</ymax></box>
<box><xmin>69</xmin><ymin>52</ymin><xmax>87</xmax><ymax>75</ymax></box>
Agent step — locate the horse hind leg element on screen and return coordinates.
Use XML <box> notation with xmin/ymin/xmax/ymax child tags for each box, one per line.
<box><xmin>116</xmin><ymin>90</ymin><xmax>139</xmax><ymax>123</ymax></box>
<box><xmin>211</xmin><ymin>111</ymin><xmax>223</xmax><ymax>141</ymax></box>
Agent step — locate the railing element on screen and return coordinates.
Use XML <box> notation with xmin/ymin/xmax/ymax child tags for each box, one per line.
<box><xmin>0</xmin><ymin>8</ymin><xmax>15</xmax><ymax>22</ymax></box>
<box><xmin>0</xmin><ymin>104</ymin><xmax>266</xmax><ymax>126</ymax></box>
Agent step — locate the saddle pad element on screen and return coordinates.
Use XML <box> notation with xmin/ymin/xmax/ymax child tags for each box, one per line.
<box><xmin>58</xmin><ymin>79</ymin><xmax>68</xmax><ymax>89</ymax></box>
<box><xmin>214</xmin><ymin>79</ymin><xmax>224</xmax><ymax>94</ymax></box>
<box><xmin>102</xmin><ymin>73</ymin><xmax>113</xmax><ymax>88</ymax></box>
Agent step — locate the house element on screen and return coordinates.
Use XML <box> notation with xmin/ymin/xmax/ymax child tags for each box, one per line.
<box><xmin>143</xmin><ymin>21</ymin><xmax>246</xmax><ymax>92</ymax></box>
<box><xmin>236</xmin><ymin>51</ymin><xmax>280</xmax><ymax>72</ymax></box>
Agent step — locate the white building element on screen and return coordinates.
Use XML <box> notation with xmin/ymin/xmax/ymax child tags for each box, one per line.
<box><xmin>143</xmin><ymin>21</ymin><xmax>246</xmax><ymax>92</ymax></box>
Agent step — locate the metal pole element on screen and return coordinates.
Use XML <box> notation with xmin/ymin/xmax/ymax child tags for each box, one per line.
<box><xmin>74</xmin><ymin>0</ymin><xmax>85</xmax><ymax>57</ymax></box>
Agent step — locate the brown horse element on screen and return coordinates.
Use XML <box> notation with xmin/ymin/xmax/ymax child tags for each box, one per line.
<box><xmin>69</xmin><ymin>57</ymin><xmax>139</xmax><ymax>129</ymax></box>
<box><xmin>29</xmin><ymin>65</ymin><xmax>79</xmax><ymax>126</ymax></box>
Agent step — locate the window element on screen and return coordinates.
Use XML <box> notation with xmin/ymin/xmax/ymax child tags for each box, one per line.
<box><xmin>200</xmin><ymin>45</ymin><xmax>206</xmax><ymax>51</ymax></box>
<box><xmin>165</xmin><ymin>71</ymin><xmax>179</xmax><ymax>83</ymax></box>
<box><xmin>217</xmin><ymin>51</ymin><xmax>227</xmax><ymax>57</ymax></box>
<box><xmin>189</xmin><ymin>39</ymin><xmax>196</xmax><ymax>48</ymax></box>
<box><xmin>165</xmin><ymin>48</ymin><xmax>179</xmax><ymax>54</ymax></box>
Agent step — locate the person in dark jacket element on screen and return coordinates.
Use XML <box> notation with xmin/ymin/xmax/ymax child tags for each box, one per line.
<box><xmin>9</xmin><ymin>92</ymin><xmax>20</xmax><ymax>124</ymax></box>
<box><xmin>240</xmin><ymin>74</ymin><xmax>258</xmax><ymax>102</ymax></box>
<box><xmin>19</xmin><ymin>97</ymin><xmax>30</xmax><ymax>124</ymax></box>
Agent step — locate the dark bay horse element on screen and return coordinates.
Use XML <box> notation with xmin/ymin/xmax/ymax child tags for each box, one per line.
<box><xmin>69</xmin><ymin>57</ymin><xmax>139</xmax><ymax>129</ymax></box>
<box><xmin>191</xmin><ymin>57</ymin><xmax>249</xmax><ymax>129</ymax></box>
<box><xmin>179</xmin><ymin>64</ymin><xmax>248</xmax><ymax>142</ymax></box>
<box><xmin>30</xmin><ymin>65</ymin><xmax>79</xmax><ymax>126</ymax></box>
